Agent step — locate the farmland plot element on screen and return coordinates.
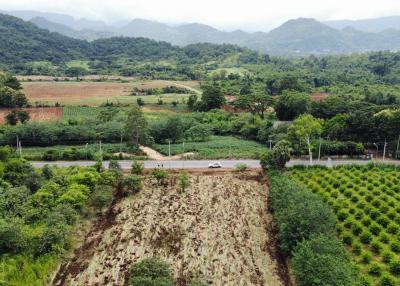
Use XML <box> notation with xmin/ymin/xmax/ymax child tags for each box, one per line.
<box><xmin>0</xmin><ymin>107</ymin><xmax>63</xmax><ymax>123</ymax></box>
<box><xmin>53</xmin><ymin>173</ymin><xmax>287</xmax><ymax>286</ymax></box>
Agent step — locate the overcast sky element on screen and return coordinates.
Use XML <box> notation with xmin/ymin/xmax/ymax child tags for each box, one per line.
<box><xmin>1</xmin><ymin>0</ymin><xmax>400</xmax><ymax>31</ymax></box>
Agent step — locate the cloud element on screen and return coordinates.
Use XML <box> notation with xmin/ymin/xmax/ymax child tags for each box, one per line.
<box><xmin>1</xmin><ymin>0</ymin><xmax>400</xmax><ymax>31</ymax></box>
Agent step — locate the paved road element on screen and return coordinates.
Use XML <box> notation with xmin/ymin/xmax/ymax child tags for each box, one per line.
<box><xmin>31</xmin><ymin>159</ymin><xmax>400</xmax><ymax>169</ymax></box>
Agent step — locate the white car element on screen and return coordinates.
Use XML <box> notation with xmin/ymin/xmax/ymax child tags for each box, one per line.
<box><xmin>208</xmin><ymin>162</ymin><xmax>222</xmax><ymax>168</ymax></box>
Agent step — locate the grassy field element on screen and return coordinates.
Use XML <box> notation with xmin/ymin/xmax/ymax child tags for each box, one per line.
<box><xmin>22</xmin><ymin>80</ymin><xmax>200</xmax><ymax>106</ymax></box>
<box><xmin>290</xmin><ymin>165</ymin><xmax>400</xmax><ymax>285</ymax></box>
<box><xmin>53</xmin><ymin>173</ymin><xmax>285</xmax><ymax>286</ymax></box>
<box><xmin>62</xmin><ymin>106</ymin><xmax>186</xmax><ymax>122</ymax></box>
<box><xmin>153</xmin><ymin>136</ymin><xmax>266</xmax><ymax>159</ymax></box>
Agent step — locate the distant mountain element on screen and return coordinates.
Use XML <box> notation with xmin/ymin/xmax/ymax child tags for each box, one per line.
<box><xmin>3</xmin><ymin>9</ymin><xmax>400</xmax><ymax>55</ymax></box>
<box><xmin>0</xmin><ymin>9</ymin><xmax>109</xmax><ymax>30</ymax></box>
<box><xmin>29</xmin><ymin>17</ymin><xmax>117</xmax><ymax>41</ymax></box>
<box><xmin>117</xmin><ymin>17</ymin><xmax>400</xmax><ymax>55</ymax></box>
<box><xmin>325</xmin><ymin>16</ymin><xmax>400</xmax><ymax>32</ymax></box>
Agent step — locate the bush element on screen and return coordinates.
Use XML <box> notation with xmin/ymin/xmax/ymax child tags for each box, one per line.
<box><xmin>292</xmin><ymin>235</ymin><xmax>360</xmax><ymax>286</ymax></box>
<box><xmin>270</xmin><ymin>173</ymin><xmax>336</xmax><ymax>254</ymax></box>
<box><xmin>152</xmin><ymin>169</ymin><xmax>169</xmax><ymax>185</ymax></box>
<box><xmin>235</xmin><ymin>163</ymin><xmax>248</xmax><ymax>172</ymax></box>
<box><xmin>131</xmin><ymin>161</ymin><xmax>144</xmax><ymax>175</ymax></box>
<box><xmin>90</xmin><ymin>185</ymin><xmax>113</xmax><ymax>211</ymax></box>
<box><xmin>260</xmin><ymin>140</ymin><xmax>291</xmax><ymax>170</ymax></box>
<box><xmin>129</xmin><ymin>258</ymin><xmax>174</xmax><ymax>286</ymax></box>
<box><xmin>380</xmin><ymin>275</ymin><xmax>396</xmax><ymax>286</ymax></box>
<box><xmin>389</xmin><ymin>260</ymin><xmax>400</xmax><ymax>275</ymax></box>
<box><xmin>123</xmin><ymin>175</ymin><xmax>143</xmax><ymax>193</ymax></box>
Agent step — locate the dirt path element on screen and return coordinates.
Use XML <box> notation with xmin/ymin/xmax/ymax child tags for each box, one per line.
<box><xmin>140</xmin><ymin>145</ymin><xmax>194</xmax><ymax>161</ymax></box>
<box><xmin>52</xmin><ymin>173</ymin><xmax>289</xmax><ymax>286</ymax></box>
<box><xmin>167</xmin><ymin>81</ymin><xmax>202</xmax><ymax>95</ymax></box>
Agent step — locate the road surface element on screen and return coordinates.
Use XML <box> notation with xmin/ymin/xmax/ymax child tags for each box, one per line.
<box><xmin>31</xmin><ymin>159</ymin><xmax>400</xmax><ymax>169</ymax></box>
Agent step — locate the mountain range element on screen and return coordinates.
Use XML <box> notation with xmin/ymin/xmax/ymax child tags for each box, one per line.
<box><xmin>2</xmin><ymin>10</ymin><xmax>400</xmax><ymax>55</ymax></box>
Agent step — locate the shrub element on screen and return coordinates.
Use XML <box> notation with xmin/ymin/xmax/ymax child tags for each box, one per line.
<box><xmin>235</xmin><ymin>163</ymin><xmax>248</xmax><ymax>172</ymax></box>
<box><xmin>380</xmin><ymin>275</ymin><xmax>396</xmax><ymax>286</ymax></box>
<box><xmin>129</xmin><ymin>258</ymin><xmax>174</xmax><ymax>286</ymax></box>
<box><xmin>131</xmin><ymin>161</ymin><xmax>144</xmax><ymax>175</ymax></box>
<box><xmin>389</xmin><ymin>260</ymin><xmax>400</xmax><ymax>275</ymax></box>
<box><xmin>261</xmin><ymin>140</ymin><xmax>291</xmax><ymax>171</ymax></box>
<box><xmin>123</xmin><ymin>175</ymin><xmax>143</xmax><ymax>193</ymax></box>
<box><xmin>390</xmin><ymin>241</ymin><xmax>400</xmax><ymax>253</ymax></box>
<box><xmin>177</xmin><ymin>172</ymin><xmax>190</xmax><ymax>192</ymax></box>
<box><xmin>360</xmin><ymin>231</ymin><xmax>373</xmax><ymax>244</ymax></box>
<box><xmin>90</xmin><ymin>185</ymin><xmax>113</xmax><ymax>211</ymax></box>
<box><xmin>368</xmin><ymin>263</ymin><xmax>382</xmax><ymax>276</ymax></box>
<box><xmin>152</xmin><ymin>169</ymin><xmax>169</xmax><ymax>186</ymax></box>
<box><xmin>292</xmin><ymin>235</ymin><xmax>360</xmax><ymax>286</ymax></box>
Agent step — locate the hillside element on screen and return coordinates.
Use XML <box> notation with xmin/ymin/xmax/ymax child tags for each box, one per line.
<box><xmin>0</xmin><ymin>14</ymin><xmax>88</xmax><ymax>64</ymax></box>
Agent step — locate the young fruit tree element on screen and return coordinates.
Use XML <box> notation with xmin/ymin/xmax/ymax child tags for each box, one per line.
<box><xmin>289</xmin><ymin>114</ymin><xmax>323</xmax><ymax>165</ymax></box>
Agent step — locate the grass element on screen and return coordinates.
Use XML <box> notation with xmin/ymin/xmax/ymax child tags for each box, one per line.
<box><xmin>290</xmin><ymin>164</ymin><xmax>400</xmax><ymax>285</ymax></box>
<box><xmin>21</xmin><ymin>143</ymin><xmax>145</xmax><ymax>161</ymax></box>
<box><xmin>0</xmin><ymin>254</ymin><xmax>58</xmax><ymax>286</ymax></box>
<box><xmin>62</xmin><ymin>106</ymin><xmax>186</xmax><ymax>122</ymax></box>
<box><xmin>153</xmin><ymin>136</ymin><xmax>266</xmax><ymax>159</ymax></box>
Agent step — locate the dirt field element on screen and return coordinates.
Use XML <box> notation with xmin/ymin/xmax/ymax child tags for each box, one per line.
<box><xmin>22</xmin><ymin>80</ymin><xmax>200</xmax><ymax>106</ymax></box>
<box><xmin>53</xmin><ymin>172</ymin><xmax>288</xmax><ymax>286</ymax></box>
<box><xmin>0</xmin><ymin>107</ymin><xmax>63</xmax><ymax>124</ymax></box>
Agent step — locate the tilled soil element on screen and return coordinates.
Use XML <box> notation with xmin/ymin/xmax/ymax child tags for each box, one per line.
<box><xmin>53</xmin><ymin>173</ymin><xmax>288</xmax><ymax>286</ymax></box>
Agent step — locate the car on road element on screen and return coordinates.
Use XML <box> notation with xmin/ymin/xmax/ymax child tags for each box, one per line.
<box><xmin>208</xmin><ymin>162</ymin><xmax>222</xmax><ymax>168</ymax></box>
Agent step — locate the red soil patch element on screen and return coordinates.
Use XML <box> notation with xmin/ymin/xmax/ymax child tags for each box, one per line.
<box><xmin>310</xmin><ymin>92</ymin><xmax>330</xmax><ymax>102</ymax></box>
<box><xmin>0</xmin><ymin>107</ymin><xmax>63</xmax><ymax>124</ymax></box>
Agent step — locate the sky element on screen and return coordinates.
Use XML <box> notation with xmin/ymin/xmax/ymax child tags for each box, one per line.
<box><xmin>1</xmin><ymin>0</ymin><xmax>400</xmax><ymax>31</ymax></box>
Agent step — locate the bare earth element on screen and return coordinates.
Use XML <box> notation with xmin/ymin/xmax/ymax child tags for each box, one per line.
<box><xmin>53</xmin><ymin>173</ymin><xmax>287</xmax><ymax>286</ymax></box>
<box><xmin>139</xmin><ymin>145</ymin><xmax>195</xmax><ymax>160</ymax></box>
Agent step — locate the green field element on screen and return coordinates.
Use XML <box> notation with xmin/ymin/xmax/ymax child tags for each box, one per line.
<box><xmin>62</xmin><ymin>106</ymin><xmax>186</xmax><ymax>122</ymax></box>
<box><xmin>291</xmin><ymin>165</ymin><xmax>400</xmax><ymax>285</ymax></box>
<box><xmin>153</xmin><ymin>136</ymin><xmax>266</xmax><ymax>159</ymax></box>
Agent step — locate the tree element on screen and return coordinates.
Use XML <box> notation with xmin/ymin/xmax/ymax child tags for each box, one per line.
<box><xmin>152</xmin><ymin>169</ymin><xmax>169</xmax><ymax>186</ymax></box>
<box><xmin>5</xmin><ymin>110</ymin><xmax>30</xmax><ymax>125</ymax></box>
<box><xmin>199</xmin><ymin>82</ymin><xmax>225</xmax><ymax>111</ymax></box>
<box><xmin>123</xmin><ymin>175</ymin><xmax>143</xmax><ymax>193</ymax></box>
<box><xmin>131</xmin><ymin>161</ymin><xmax>144</xmax><ymax>175</ymax></box>
<box><xmin>235</xmin><ymin>93</ymin><xmax>273</xmax><ymax>119</ymax></box>
<box><xmin>177</xmin><ymin>172</ymin><xmax>189</xmax><ymax>192</ymax></box>
<box><xmin>292</xmin><ymin>235</ymin><xmax>360</xmax><ymax>286</ymax></box>
<box><xmin>184</xmin><ymin>124</ymin><xmax>213</xmax><ymax>142</ymax></box>
<box><xmin>17</xmin><ymin>111</ymin><xmax>30</xmax><ymax>123</ymax></box>
<box><xmin>187</xmin><ymin>94</ymin><xmax>198</xmax><ymax>110</ymax></box>
<box><xmin>288</xmin><ymin>114</ymin><xmax>323</xmax><ymax>164</ymax></box>
<box><xmin>260</xmin><ymin>140</ymin><xmax>291</xmax><ymax>170</ymax></box>
<box><xmin>97</xmin><ymin>108</ymin><xmax>118</xmax><ymax>123</ymax></box>
<box><xmin>5</xmin><ymin>110</ymin><xmax>18</xmax><ymax>125</ymax></box>
<box><xmin>275</xmin><ymin>92</ymin><xmax>311</xmax><ymax>120</ymax></box>
<box><xmin>125</xmin><ymin>105</ymin><xmax>148</xmax><ymax>146</ymax></box>
<box><xmin>129</xmin><ymin>258</ymin><xmax>174</xmax><ymax>286</ymax></box>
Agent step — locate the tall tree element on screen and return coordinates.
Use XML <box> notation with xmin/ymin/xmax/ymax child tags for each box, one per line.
<box><xmin>125</xmin><ymin>105</ymin><xmax>148</xmax><ymax>147</ymax></box>
<box><xmin>199</xmin><ymin>82</ymin><xmax>225</xmax><ymax>111</ymax></box>
<box><xmin>289</xmin><ymin>114</ymin><xmax>323</xmax><ymax>164</ymax></box>
<box><xmin>235</xmin><ymin>93</ymin><xmax>273</xmax><ymax>119</ymax></box>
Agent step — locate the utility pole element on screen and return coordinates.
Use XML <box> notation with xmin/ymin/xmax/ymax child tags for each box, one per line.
<box><xmin>373</xmin><ymin>143</ymin><xmax>379</xmax><ymax>160</ymax></box>
<box><xmin>182</xmin><ymin>141</ymin><xmax>185</xmax><ymax>169</ymax></box>
<box><xmin>318</xmin><ymin>137</ymin><xmax>322</xmax><ymax>161</ymax></box>
<box><xmin>268</xmin><ymin>136</ymin><xmax>272</xmax><ymax>150</ymax></box>
<box><xmin>396</xmin><ymin>135</ymin><xmax>400</xmax><ymax>160</ymax></box>
<box><xmin>383</xmin><ymin>139</ymin><xmax>387</xmax><ymax>161</ymax></box>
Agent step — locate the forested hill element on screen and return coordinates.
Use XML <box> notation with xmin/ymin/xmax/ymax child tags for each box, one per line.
<box><xmin>0</xmin><ymin>14</ymin><xmax>88</xmax><ymax>64</ymax></box>
<box><xmin>0</xmin><ymin>13</ymin><xmax>254</xmax><ymax>67</ymax></box>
